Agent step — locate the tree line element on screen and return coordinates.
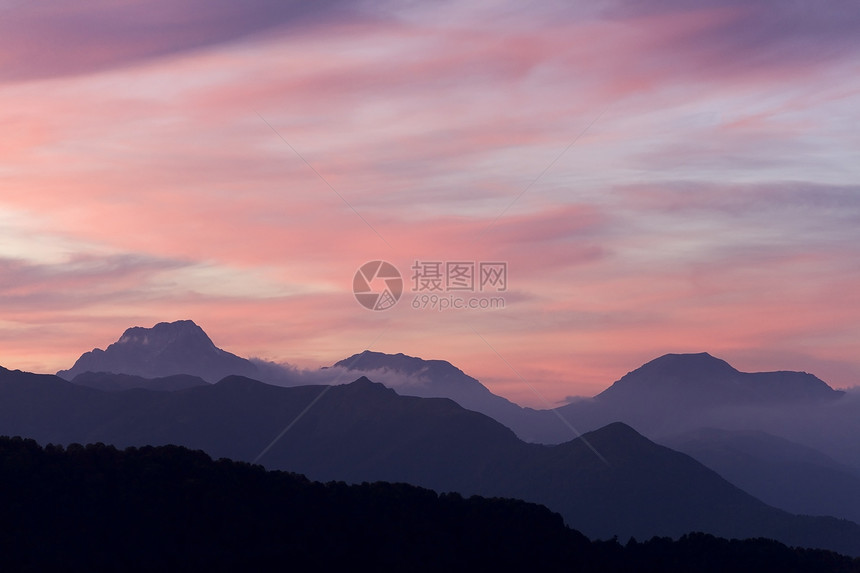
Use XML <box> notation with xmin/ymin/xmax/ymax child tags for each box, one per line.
<box><xmin>1</xmin><ymin>436</ymin><xmax>857</xmax><ymax>572</ymax></box>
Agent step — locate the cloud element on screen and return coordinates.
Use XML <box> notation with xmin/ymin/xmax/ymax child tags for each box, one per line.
<box><xmin>1</xmin><ymin>0</ymin><xmax>859</xmax><ymax>401</ymax></box>
<box><xmin>0</xmin><ymin>253</ymin><xmax>188</xmax><ymax>311</ymax></box>
<box><xmin>0</xmin><ymin>0</ymin><xmax>357</xmax><ymax>81</ymax></box>
<box><xmin>604</xmin><ymin>0</ymin><xmax>860</xmax><ymax>69</ymax></box>
<box><xmin>252</xmin><ymin>360</ymin><xmax>436</xmax><ymax>391</ymax></box>
<box><xmin>612</xmin><ymin>182</ymin><xmax>860</xmax><ymax>265</ymax></box>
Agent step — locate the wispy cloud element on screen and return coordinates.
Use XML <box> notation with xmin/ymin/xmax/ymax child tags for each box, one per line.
<box><xmin>0</xmin><ymin>0</ymin><xmax>358</xmax><ymax>81</ymax></box>
<box><xmin>1</xmin><ymin>1</ymin><xmax>859</xmax><ymax>401</ymax></box>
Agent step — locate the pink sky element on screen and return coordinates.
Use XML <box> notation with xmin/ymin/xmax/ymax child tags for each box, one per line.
<box><xmin>2</xmin><ymin>1</ymin><xmax>859</xmax><ymax>406</ymax></box>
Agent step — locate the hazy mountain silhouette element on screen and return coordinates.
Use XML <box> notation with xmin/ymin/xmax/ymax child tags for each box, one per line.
<box><xmin>333</xmin><ymin>350</ymin><xmax>551</xmax><ymax>441</ymax></box>
<box><xmin>71</xmin><ymin>371</ymin><xmax>208</xmax><ymax>392</ymax></box>
<box><xmin>331</xmin><ymin>351</ymin><xmax>853</xmax><ymax>451</ymax></box>
<box><xmin>540</xmin><ymin>352</ymin><xmax>849</xmax><ymax>443</ymax></box>
<box><xmin>57</xmin><ymin>320</ymin><xmax>262</xmax><ymax>382</ymax></box>
<box><xmin>495</xmin><ymin>422</ymin><xmax>860</xmax><ymax>554</ymax></box>
<box><xmin>664</xmin><ymin>428</ymin><xmax>860</xmax><ymax>523</ymax></box>
<box><xmin>58</xmin><ymin>323</ymin><xmax>851</xmax><ymax>446</ymax></box>
<box><xmin>596</xmin><ymin>352</ymin><xmax>842</xmax><ymax>406</ymax></box>
<box><xmin>44</xmin><ymin>321</ymin><xmax>860</xmax><ymax>533</ymax></box>
<box><xmin>1</xmin><ymin>365</ymin><xmax>858</xmax><ymax>556</ymax></box>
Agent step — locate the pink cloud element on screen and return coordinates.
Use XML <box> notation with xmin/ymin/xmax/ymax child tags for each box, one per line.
<box><xmin>1</xmin><ymin>2</ymin><xmax>859</xmax><ymax>403</ymax></box>
<box><xmin>0</xmin><ymin>0</ymin><xmax>358</xmax><ymax>81</ymax></box>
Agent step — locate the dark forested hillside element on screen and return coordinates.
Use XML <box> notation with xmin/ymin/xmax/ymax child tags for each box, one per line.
<box><xmin>1</xmin><ymin>437</ymin><xmax>858</xmax><ymax>573</ymax></box>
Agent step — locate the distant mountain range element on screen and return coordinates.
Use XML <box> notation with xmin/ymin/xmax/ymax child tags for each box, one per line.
<box><xmin>54</xmin><ymin>322</ymin><xmax>860</xmax><ymax>457</ymax></box>
<box><xmin>333</xmin><ymin>350</ymin><xmax>550</xmax><ymax>439</ymax></box>
<box><xmin>70</xmin><ymin>371</ymin><xmax>208</xmax><ymax>392</ymax></box>
<box><xmin>337</xmin><ymin>349</ymin><xmax>860</xmax><ymax>467</ymax></box>
<box><xmin>331</xmin><ymin>348</ymin><xmax>860</xmax><ymax>479</ymax></box>
<box><xmin>42</xmin><ymin>319</ymin><xmax>860</xmax><ymax>538</ymax></box>
<box><xmin>1</xmin><ymin>365</ymin><xmax>860</xmax><ymax>556</ymax></box>
<box><xmin>664</xmin><ymin>428</ymin><xmax>860</xmax><ymax>525</ymax></box>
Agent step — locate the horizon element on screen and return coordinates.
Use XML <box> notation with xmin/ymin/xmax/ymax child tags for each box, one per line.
<box><xmin>24</xmin><ymin>317</ymin><xmax>859</xmax><ymax>408</ymax></box>
<box><xmin>2</xmin><ymin>1</ymin><xmax>859</xmax><ymax>406</ymax></box>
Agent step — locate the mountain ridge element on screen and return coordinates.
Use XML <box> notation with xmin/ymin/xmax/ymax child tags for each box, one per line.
<box><xmin>44</xmin><ymin>320</ymin><xmax>860</xmax><ymax>527</ymax></box>
<box><xmin>2</xmin><ymin>365</ymin><xmax>860</xmax><ymax>556</ymax></box>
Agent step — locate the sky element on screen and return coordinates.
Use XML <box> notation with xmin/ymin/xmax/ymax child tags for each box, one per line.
<box><xmin>1</xmin><ymin>0</ymin><xmax>859</xmax><ymax>406</ymax></box>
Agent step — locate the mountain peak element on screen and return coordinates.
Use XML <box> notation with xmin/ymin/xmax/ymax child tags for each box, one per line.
<box><xmin>336</xmin><ymin>350</ymin><xmax>457</xmax><ymax>375</ymax></box>
<box><xmin>638</xmin><ymin>352</ymin><xmax>738</xmax><ymax>377</ymax></box>
<box><xmin>589</xmin><ymin>421</ymin><xmax>641</xmax><ymax>437</ymax></box>
<box><xmin>116</xmin><ymin>320</ymin><xmax>215</xmax><ymax>348</ymax></box>
<box><xmin>342</xmin><ymin>376</ymin><xmax>398</xmax><ymax>396</ymax></box>
<box><xmin>329</xmin><ymin>350</ymin><xmax>538</xmax><ymax>440</ymax></box>
<box><xmin>596</xmin><ymin>352</ymin><xmax>840</xmax><ymax>406</ymax></box>
<box><xmin>57</xmin><ymin>320</ymin><xmax>260</xmax><ymax>383</ymax></box>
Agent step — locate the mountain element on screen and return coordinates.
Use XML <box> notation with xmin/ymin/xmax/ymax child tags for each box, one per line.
<box><xmin>537</xmin><ymin>352</ymin><xmax>850</xmax><ymax>444</ymax></box>
<box><xmin>549</xmin><ymin>354</ymin><xmax>860</xmax><ymax>472</ymax></box>
<box><xmin>330</xmin><ymin>351</ymin><xmax>854</xmax><ymax>451</ymax></box>
<box><xmin>42</xmin><ymin>322</ymin><xmax>860</xmax><ymax>537</ymax></box>
<box><xmin>663</xmin><ymin>428</ymin><xmax>860</xmax><ymax>523</ymax></box>
<box><xmin>70</xmin><ymin>371</ymin><xmax>208</xmax><ymax>392</ymax></box>
<box><xmin>1</xmin><ymin>365</ymin><xmax>859</xmax><ymax>556</ymax></box>
<box><xmin>494</xmin><ymin>423</ymin><xmax>860</xmax><ymax>554</ymax></box>
<box><xmin>333</xmin><ymin>350</ymin><xmax>554</xmax><ymax>442</ymax></box>
<box><xmin>57</xmin><ymin>320</ymin><xmax>263</xmax><ymax>383</ymax></box>
<box><xmin>51</xmin><ymin>321</ymin><xmax>860</xmax><ymax>479</ymax></box>
<box><xmin>54</xmin><ymin>324</ymin><xmax>852</xmax><ymax>447</ymax></box>
<box><xmin>596</xmin><ymin>353</ymin><xmax>843</xmax><ymax>406</ymax></box>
